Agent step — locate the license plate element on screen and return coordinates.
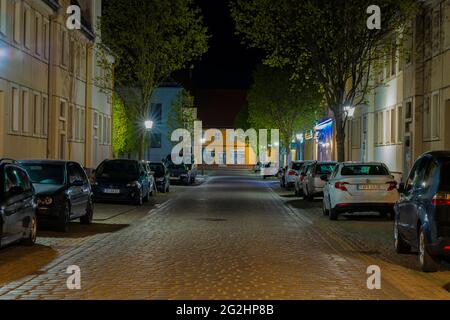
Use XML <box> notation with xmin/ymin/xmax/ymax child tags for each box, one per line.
<box><xmin>358</xmin><ymin>184</ymin><xmax>382</xmax><ymax>190</ymax></box>
<box><xmin>104</xmin><ymin>189</ymin><xmax>120</xmax><ymax>194</ymax></box>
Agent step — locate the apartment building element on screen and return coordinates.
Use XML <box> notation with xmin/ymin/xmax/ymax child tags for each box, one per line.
<box><xmin>0</xmin><ymin>0</ymin><xmax>112</xmax><ymax>168</ymax></box>
<box><xmin>348</xmin><ymin>0</ymin><xmax>450</xmax><ymax>178</ymax></box>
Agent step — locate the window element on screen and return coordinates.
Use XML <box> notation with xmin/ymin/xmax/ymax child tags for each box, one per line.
<box><xmin>397</xmin><ymin>105</ymin><xmax>403</xmax><ymax>143</ymax></box>
<box><xmin>61</xmin><ymin>29</ymin><xmax>68</xmax><ymax>66</ymax></box>
<box><xmin>22</xmin><ymin>89</ymin><xmax>29</xmax><ymax>133</ymax></box>
<box><xmin>351</xmin><ymin>118</ymin><xmax>361</xmax><ymax>148</ymax></box>
<box><xmin>151</xmin><ymin>103</ymin><xmax>162</xmax><ymax>124</ymax></box>
<box><xmin>0</xmin><ymin>0</ymin><xmax>6</xmax><ymax>36</ymax></box>
<box><xmin>33</xmin><ymin>93</ymin><xmax>40</xmax><ymax>136</ymax></box>
<box><xmin>374</xmin><ymin>112</ymin><xmax>378</xmax><ymax>145</ymax></box>
<box><xmin>423</xmin><ymin>96</ymin><xmax>431</xmax><ymax>141</ymax></box>
<box><xmin>390</xmin><ymin>109</ymin><xmax>396</xmax><ymax>144</ymax></box>
<box><xmin>385</xmin><ymin>110</ymin><xmax>391</xmax><ymax>144</ymax></box>
<box><xmin>150</xmin><ymin>133</ymin><xmax>162</xmax><ymax>148</ymax></box>
<box><xmin>99</xmin><ymin>114</ymin><xmax>104</xmax><ymax>144</ymax></box>
<box><xmin>432</xmin><ymin>7</ymin><xmax>441</xmax><ymax>54</ymax></box>
<box><xmin>35</xmin><ymin>13</ymin><xmax>42</xmax><ymax>56</ymax></box>
<box><xmin>390</xmin><ymin>40</ymin><xmax>396</xmax><ymax>77</ymax></box>
<box><xmin>431</xmin><ymin>93</ymin><xmax>440</xmax><ymax>139</ymax></box>
<box><xmin>43</xmin><ymin>19</ymin><xmax>49</xmax><ymax>60</ymax></box>
<box><xmin>23</xmin><ymin>4</ymin><xmax>31</xmax><ymax>49</ymax></box>
<box><xmin>11</xmin><ymin>87</ymin><xmax>20</xmax><ymax>132</ymax></box>
<box><xmin>405</xmin><ymin>101</ymin><xmax>412</xmax><ymax>120</ymax></box>
<box><xmin>42</xmin><ymin>95</ymin><xmax>48</xmax><ymax>136</ymax></box>
<box><xmin>13</xmin><ymin>0</ymin><xmax>21</xmax><ymax>43</ymax></box>
<box><xmin>376</xmin><ymin>111</ymin><xmax>383</xmax><ymax>145</ymax></box>
<box><xmin>68</xmin><ymin>104</ymin><xmax>74</xmax><ymax>140</ymax></box>
<box><xmin>445</xmin><ymin>1</ymin><xmax>450</xmax><ymax>49</ymax></box>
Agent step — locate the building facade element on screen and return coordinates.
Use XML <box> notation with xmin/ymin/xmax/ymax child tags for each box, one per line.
<box><xmin>0</xmin><ymin>0</ymin><xmax>112</xmax><ymax>168</ymax></box>
<box><xmin>347</xmin><ymin>0</ymin><xmax>450</xmax><ymax>179</ymax></box>
<box><xmin>145</xmin><ymin>83</ymin><xmax>185</xmax><ymax>163</ymax></box>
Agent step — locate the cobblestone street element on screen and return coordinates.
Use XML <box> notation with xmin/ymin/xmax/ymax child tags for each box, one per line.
<box><xmin>0</xmin><ymin>172</ymin><xmax>449</xmax><ymax>300</ymax></box>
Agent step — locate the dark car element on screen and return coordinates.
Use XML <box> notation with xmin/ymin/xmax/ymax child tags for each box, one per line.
<box><xmin>92</xmin><ymin>159</ymin><xmax>152</xmax><ymax>205</ymax></box>
<box><xmin>168</xmin><ymin>163</ymin><xmax>194</xmax><ymax>185</ymax></box>
<box><xmin>0</xmin><ymin>159</ymin><xmax>37</xmax><ymax>247</ymax></box>
<box><xmin>394</xmin><ymin>151</ymin><xmax>450</xmax><ymax>272</ymax></box>
<box><xmin>20</xmin><ymin>160</ymin><xmax>93</xmax><ymax>232</ymax></box>
<box><xmin>149</xmin><ymin>162</ymin><xmax>170</xmax><ymax>193</ymax></box>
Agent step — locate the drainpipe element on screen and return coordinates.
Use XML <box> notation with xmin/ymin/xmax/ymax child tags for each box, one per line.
<box><xmin>46</xmin><ymin>11</ymin><xmax>58</xmax><ymax>159</ymax></box>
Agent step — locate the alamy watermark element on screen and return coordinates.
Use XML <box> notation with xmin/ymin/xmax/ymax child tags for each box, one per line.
<box><xmin>171</xmin><ymin>121</ymin><xmax>280</xmax><ymax>166</ymax></box>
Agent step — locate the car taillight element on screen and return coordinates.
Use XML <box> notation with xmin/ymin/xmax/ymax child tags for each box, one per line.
<box><xmin>444</xmin><ymin>246</ymin><xmax>450</xmax><ymax>251</ymax></box>
<box><xmin>432</xmin><ymin>192</ymin><xmax>450</xmax><ymax>205</ymax></box>
<box><xmin>387</xmin><ymin>181</ymin><xmax>397</xmax><ymax>191</ymax></box>
<box><xmin>335</xmin><ymin>182</ymin><xmax>349</xmax><ymax>191</ymax></box>
<box><xmin>288</xmin><ymin>171</ymin><xmax>296</xmax><ymax>176</ymax></box>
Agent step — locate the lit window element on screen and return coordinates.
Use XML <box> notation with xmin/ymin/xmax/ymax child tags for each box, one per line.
<box><xmin>0</xmin><ymin>0</ymin><xmax>7</xmax><ymax>35</ymax></box>
<box><xmin>11</xmin><ymin>87</ymin><xmax>20</xmax><ymax>132</ymax></box>
<box><xmin>13</xmin><ymin>0</ymin><xmax>21</xmax><ymax>44</ymax></box>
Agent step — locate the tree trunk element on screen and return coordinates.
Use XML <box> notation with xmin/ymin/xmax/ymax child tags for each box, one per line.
<box><xmin>335</xmin><ymin>113</ymin><xmax>346</xmax><ymax>162</ymax></box>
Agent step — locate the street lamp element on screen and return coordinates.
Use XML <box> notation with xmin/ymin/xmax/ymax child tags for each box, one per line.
<box><xmin>343</xmin><ymin>106</ymin><xmax>356</xmax><ymax>161</ymax></box>
<box><xmin>144</xmin><ymin>120</ymin><xmax>154</xmax><ymax>130</ymax></box>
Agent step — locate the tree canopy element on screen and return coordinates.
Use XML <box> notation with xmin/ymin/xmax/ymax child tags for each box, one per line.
<box><xmin>247</xmin><ymin>64</ymin><xmax>324</xmax><ymax>161</ymax></box>
<box><xmin>99</xmin><ymin>0</ymin><xmax>209</xmax><ymax>158</ymax></box>
<box><xmin>231</xmin><ymin>0</ymin><xmax>416</xmax><ymax>161</ymax></box>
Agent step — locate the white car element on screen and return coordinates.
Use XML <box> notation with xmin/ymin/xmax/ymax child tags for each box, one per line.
<box><xmin>322</xmin><ymin>162</ymin><xmax>400</xmax><ymax>220</ymax></box>
<box><xmin>301</xmin><ymin>161</ymin><xmax>337</xmax><ymax>200</ymax></box>
<box><xmin>282</xmin><ymin>161</ymin><xmax>305</xmax><ymax>188</ymax></box>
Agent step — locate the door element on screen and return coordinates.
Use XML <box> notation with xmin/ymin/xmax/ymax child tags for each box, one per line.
<box><xmin>2</xmin><ymin>166</ymin><xmax>28</xmax><ymax>244</ymax></box>
<box><xmin>397</xmin><ymin>157</ymin><xmax>427</xmax><ymax>242</ymax></box>
<box><xmin>67</xmin><ymin>163</ymin><xmax>88</xmax><ymax>217</ymax></box>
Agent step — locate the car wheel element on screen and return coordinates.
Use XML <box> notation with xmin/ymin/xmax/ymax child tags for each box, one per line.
<box><xmin>80</xmin><ymin>198</ymin><xmax>94</xmax><ymax>225</ymax></box>
<box><xmin>394</xmin><ymin>220</ymin><xmax>410</xmax><ymax>254</ymax></box>
<box><xmin>23</xmin><ymin>216</ymin><xmax>37</xmax><ymax>246</ymax></box>
<box><xmin>329</xmin><ymin>207</ymin><xmax>338</xmax><ymax>221</ymax></box>
<box><xmin>418</xmin><ymin>227</ymin><xmax>439</xmax><ymax>272</ymax></box>
<box><xmin>57</xmin><ymin>201</ymin><xmax>70</xmax><ymax>232</ymax></box>
<box><xmin>322</xmin><ymin>199</ymin><xmax>330</xmax><ymax>216</ymax></box>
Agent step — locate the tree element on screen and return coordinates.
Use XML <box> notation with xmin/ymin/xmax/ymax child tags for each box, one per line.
<box><xmin>231</xmin><ymin>0</ymin><xmax>416</xmax><ymax>161</ymax></box>
<box><xmin>167</xmin><ymin>89</ymin><xmax>197</xmax><ymax>143</ymax></box>
<box><xmin>98</xmin><ymin>0</ymin><xmax>209</xmax><ymax>159</ymax></box>
<box><xmin>233</xmin><ymin>102</ymin><xmax>251</xmax><ymax>131</ymax></box>
<box><xmin>247</xmin><ymin>65</ymin><xmax>324</xmax><ymax>163</ymax></box>
<box><xmin>112</xmin><ymin>93</ymin><xmax>137</xmax><ymax>157</ymax></box>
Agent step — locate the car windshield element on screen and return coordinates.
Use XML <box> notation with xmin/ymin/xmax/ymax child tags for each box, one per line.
<box><xmin>21</xmin><ymin>164</ymin><xmax>65</xmax><ymax>185</ymax></box>
<box><xmin>341</xmin><ymin>165</ymin><xmax>389</xmax><ymax>176</ymax></box>
<box><xmin>150</xmin><ymin>164</ymin><xmax>165</xmax><ymax>178</ymax></box>
<box><xmin>96</xmin><ymin>161</ymin><xmax>139</xmax><ymax>181</ymax></box>
<box><xmin>440</xmin><ymin>161</ymin><xmax>450</xmax><ymax>191</ymax></box>
<box><xmin>292</xmin><ymin>163</ymin><xmax>303</xmax><ymax>171</ymax></box>
<box><xmin>315</xmin><ymin>164</ymin><xmax>336</xmax><ymax>175</ymax></box>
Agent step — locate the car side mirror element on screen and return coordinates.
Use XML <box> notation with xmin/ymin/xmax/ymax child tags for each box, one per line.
<box><xmin>70</xmin><ymin>180</ymin><xmax>84</xmax><ymax>187</ymax></box>
<box><xmin>398</xmin><ymin>182</ymin><xmax>406</xmax><ymax>194</ymax></box>
<box><xmin>320</xmin><ymin>175</ymin><xmax>329</xmax><ymax>182</ymax></box>
<box><xmin>9</xmin><ymin>186</ymin><xmax>24</xmax><ymax>195</ymax></box>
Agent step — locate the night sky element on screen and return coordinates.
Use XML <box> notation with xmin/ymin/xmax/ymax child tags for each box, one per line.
<box><xmin>176</xmin><ymin>0</ymin><xmax>262</xmax><ymax>90</ymax></box>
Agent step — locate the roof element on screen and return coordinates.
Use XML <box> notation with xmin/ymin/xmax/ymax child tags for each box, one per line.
<box><xmin>19</xmin><ymin>160</ymin><xmax>69</xmax><ymax>165</ymax></box>
<box><xmin>423</xmin><ymin>151</ymin><xmax>450</xmax><ymax>160</ymax></box>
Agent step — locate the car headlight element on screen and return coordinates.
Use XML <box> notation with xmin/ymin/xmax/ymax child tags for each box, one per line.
<box><xmin>126</xmin><ymin>181</ymin><xmax>141</xmax><ymax>188</ymax></box>
<box><xmin>38</xmin><ymin>196</ymin><xmax>53</xmax><ymax>206</ymax></box>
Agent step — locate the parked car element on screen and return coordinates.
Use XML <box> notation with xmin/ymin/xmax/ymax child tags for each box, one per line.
<box><xmin>295</xmin><ymin>162</ymin><xmax>314</xmax><ymax>197</ymax></box>
<box><xmin>394</xmin><ymin>151</ymin><xmax>450</xmax><ymax>272</ymax></box>
<box><xmin>0</xmin><ymin>159</ymin><xmax>37</xmax><ymax>247</ymax></box>
<box><xmin>168</xmin><ymin>163</ymin><xmax>195</xmax><ymax>185</ymax></box>
<box><xmin>20</xmin><ymin>160</ymin><xmax>93</xmax><ymax>232</ymax></box>
<box><xmin>301</xmin><ymin>161</ymin><xmax>337</xmax><ymax>200</ymax></box>
<box><xmin>149</xmin><ymin>162</ymin><xmax>170</xmax><ymax>193</ymax></box>
<box><xmin>92</xmin><ymin>159</ymin><xmax>152</xmax><ymax>206</ymax></box>
<box><xmin>322</xmin><ymin>162</ymin><xmax>399</xmax><ymax>221</ymax></box>
<box><xmin>260</xmin><ymin>162</ymin><xmax>279</xmax><ymax>179</ymax></box>
<box><xmin>142</xmin><ymin>161</ymin><xmax>156</xmax><ymax>197</ymax></box>
<box><xmin>281</xmin><ymin>161</ymin><xmax>305</xmax><ymax>188</ymax></box>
